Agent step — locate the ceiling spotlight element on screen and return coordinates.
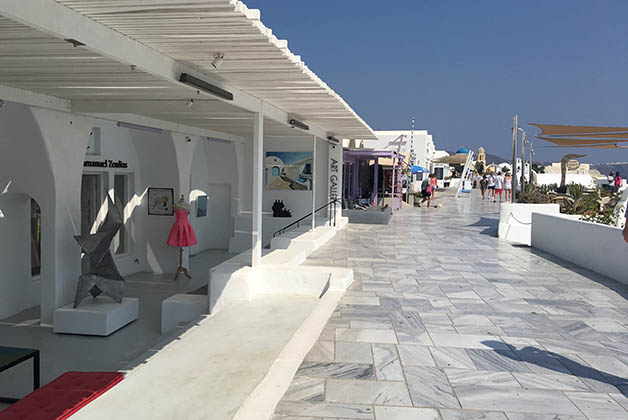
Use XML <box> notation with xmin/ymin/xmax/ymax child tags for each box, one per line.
<box><xmin>211</xmin><ymin>53</ymin><xmax>225</xmax><ymax>69</ymax></box>
<box><xmin>187</xmin><ymin>99</ymin><xmax>195</xmax><ymax>108</ymax></box>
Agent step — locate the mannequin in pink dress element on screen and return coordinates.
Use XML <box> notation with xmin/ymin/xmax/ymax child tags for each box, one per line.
<box><xmin>167</xmin><ymin>195</ymin><xmax>197</xmax><ymax>280</ymax></box>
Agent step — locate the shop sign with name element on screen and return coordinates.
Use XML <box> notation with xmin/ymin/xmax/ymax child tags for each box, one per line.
<box><xmin>84</xmin><ymin>159</ymin><xmax>128</xmax><ymax>169</ymax></box>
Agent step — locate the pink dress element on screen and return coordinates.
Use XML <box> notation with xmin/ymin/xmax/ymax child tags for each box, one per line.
<box><xmin>167</xmin><ymin>208</ymin><xmax>198</xmax><ymax>247</ymax></box>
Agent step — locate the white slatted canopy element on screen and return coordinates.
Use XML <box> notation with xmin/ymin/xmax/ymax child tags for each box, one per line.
<box><xmin>0</xmin><ymin>0</ymin><xmax>375</xmax><ymax>140</ymax></box>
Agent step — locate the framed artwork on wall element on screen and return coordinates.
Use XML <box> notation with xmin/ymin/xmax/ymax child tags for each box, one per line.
<box><xmin>265</xmin><ymin>151</ymin><xmax>313</xmax><ymax>190</ymax></box>
<box><xmin>196</xmin><ymin>195</ymin><xmax>208</xmax><ymax>217</ymax></box>
<box><xmin>147</xmin><ymin>187</ymin><xmax>174</xmax><ymax>215</ymax></box>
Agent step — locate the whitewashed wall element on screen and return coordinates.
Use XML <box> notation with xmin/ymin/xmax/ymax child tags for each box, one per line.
<box><xmin>531</xmin><ymin>213</ymin><xmax>628</xmax><ymax>285</ymax></box>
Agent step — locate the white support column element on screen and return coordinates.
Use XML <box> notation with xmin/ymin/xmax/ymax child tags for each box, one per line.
<box><xmin>312</xmin><ymin>135</ymin><xmax>317</xmax><ymax>231</ymax></box>
<box><xmin>251</xmin><ymin>112</ymin><xmax>264</xmax><ymax>267</ymax></box>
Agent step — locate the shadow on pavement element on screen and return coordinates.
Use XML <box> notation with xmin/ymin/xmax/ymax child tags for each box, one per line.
<box><xmin>482</xmin><ymin>340</ymin><xmax>628</xmax><ymax>397</ymax></box>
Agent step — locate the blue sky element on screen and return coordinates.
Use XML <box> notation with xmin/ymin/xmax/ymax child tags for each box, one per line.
<box><xmin>245</xmin><ymin>0</ymin><xmax>628</xmax><ymax>163</ymax></box>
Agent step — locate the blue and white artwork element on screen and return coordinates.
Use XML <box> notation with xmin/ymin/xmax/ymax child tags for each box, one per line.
<box><xmin>265</xmin><ymin>152</ymin><xmax>313</xmax><ymax>190</ymax></box>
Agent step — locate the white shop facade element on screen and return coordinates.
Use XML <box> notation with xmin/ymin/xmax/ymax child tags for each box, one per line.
<box><xmin>0</xmin><ymin>0</ymin><xmax>374</xmax><ymax>329</ymax></box>
<box><xmin>0</xmin><ymin>101</ymin><xmax>350</xmax><ymax>325</ymax></box>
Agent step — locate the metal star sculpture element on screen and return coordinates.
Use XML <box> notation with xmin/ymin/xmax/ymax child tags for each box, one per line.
<box><xmin>73</xmin><ymin>195</ymin><xmax>126</xmax><ymax>308</ymax></box>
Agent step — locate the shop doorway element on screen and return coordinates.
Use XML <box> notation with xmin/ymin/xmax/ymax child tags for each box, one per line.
<box><xmin>81</xmin><ymin>174</ymin><xmax>103</xmax><ymax>236</ymax></box>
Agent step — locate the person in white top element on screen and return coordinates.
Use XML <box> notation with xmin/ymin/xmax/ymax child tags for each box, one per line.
<box><xmin>504</xmin><ymin>172</ymin><xmax>512</xmax><ymax>201</ymax></box>
<box><xmin>494</xmin><ymin>172</ymin><xmax>504</xmax><ymax>202</ymax></box>
<box><xmin>487</xmin><ymin>173</ymin><xmax>496</xmax><ymax>200</ymax></box>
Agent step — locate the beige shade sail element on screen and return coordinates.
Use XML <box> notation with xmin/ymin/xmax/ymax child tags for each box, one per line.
<box><xmin>531</xmin><ymin>123</ymin><xmax>628</xmax><ymax>136</ymax></box>
<box><xmin>545</xmin><ymin>143</ymin><xmax>628</xmax><ymax>149</ymax></box>
<box><xmin>537</xmin><ymin>136</ymin><xmax>628</xmax><ymax>145</ymax></box>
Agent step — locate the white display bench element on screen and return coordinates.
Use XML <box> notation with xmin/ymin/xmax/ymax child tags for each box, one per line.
<box><xmin>54</xmin><ymin>297</ymin><xmax>139</xmax><ymax>336</ymax></box>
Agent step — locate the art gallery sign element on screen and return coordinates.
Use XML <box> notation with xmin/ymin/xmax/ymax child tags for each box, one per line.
<box><xmin>328</xmin><ymin>147</ymin><xmax>339</xmax><ymax>204</ymax></box>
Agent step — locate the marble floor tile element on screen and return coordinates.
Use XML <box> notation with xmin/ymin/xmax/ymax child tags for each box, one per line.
<box><xmin>504</xmin><ymin>413</ymin><xmax>585</xmax><ymax>420</ymax></box>
<box><xmin>395</xmin><ymin>328</ymin><xmax>434</xmax><ymax>345</ymax></box>
<box><xmin>335</xmin><ymin>328</ymin><xmax>398</xmax><ymax>344</ymax></box>
<box><xmin>454</xmin><ymin>386</ymin><xmax>581</xmax><ymax>415</ymax></box>
<box><xmin>325</xmin><ymin>379</ymin><xmax>412</xmax><ymax>406</ymax></box>
<box><xmin>305</xmin><ymin>340</ymin><xmax>335</xmax><ymax>362</ymax></box>
<box><xmin>440</xmin><ymin>409</ymin><xmax>508</xmax><ymax>420</ymax></box>
<box><xmin>445</xmin><ymin>368</ymin><xmax>520</xmax><ymax>388</ymax></box>
<box><xmin>274</xmin><ymin>401</ymin><xmax>374</xmax><ymax>419</ymax></box>
<box><xmin>564</xmin><ymin>391</ymin><xmax>628</xmax><ymax>420</ymax></box>
<box><xmin>373</xmin><ymin>344</ymin><xmax>405</xmax><ymax>380</ymax></box>
<box><xmin>341</xmin><ymin>296</ymin><xmax>381</xmax><ymax>306</ymax></box>
<box><xmin>466</xmin><ymin>349</ymin><xmax>531</xmax><ymax>373</ymax></box>
<box><xmin>430</xmin><ymin>346</ymin><xmax>477</xmax><ymax>369</ymax></box>
<box><xmin>404</xmin><ymin>366</ymin><xmax>460</xmax><ymax>408</ymax></box>
<box><xmin>349</xmin><ymin>319</ymin><xmax>394</xmax><ymax>329</ymax></box>
<box><xmin>373</xmin><ymin>405</ymin><xmax>440</xmax><ymax>420</ymax></box>
<box><xmin>282</xmin><ymin>376</ymin><xmax>325</xmax><ymax>403</ymax></box>
<box><xmin>296</xmin><ymin>361</ymin><xmax>374</xmax><ymax>380</ymax></box>
<box><xmin>334</xmin><ymin>342</ymin><xmax>373</xmax><ymax>364</ymax></box>
<box><xmin>511</xmin><ymin>372</ymin><xmax>589</xmax><ymax>391</ymax></box>
<box><xmin>430</xmin><ymin>333</ymin><xmax>509</xmax><ymax>350</ymax></box>
<box><xmin>397</xmin><ymin>344</ymin><xmax>436</xmax><ymax>367</ymax></box>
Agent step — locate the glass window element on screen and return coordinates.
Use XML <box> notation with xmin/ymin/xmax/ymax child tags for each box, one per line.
<box><xmin>31</xmin><ymin>199</ymin><xmax>41</xmax><ymax>277</ymax></box>
<box><xmin>113</xmin><ymin>174</ymin><xmax>127</xmax><ymax>255</ymax></box>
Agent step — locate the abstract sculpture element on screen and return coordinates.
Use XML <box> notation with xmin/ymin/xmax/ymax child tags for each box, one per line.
<box><xmin>73</xmin><ymin>195</ymin><xmax>125</xmax><ymax>307</ymax></box>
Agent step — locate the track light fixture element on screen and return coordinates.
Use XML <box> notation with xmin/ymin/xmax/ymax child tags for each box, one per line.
<box><xmin>289</xmin><ymin>119</ymin><xmax>309</xmax><ymax>131</ymax></box>
<box><xmin>179</xmin><ymin>73</ymin><xmax>233</xmax><ymax>101</ymax></box>
<box><xmin>116</xmin><ymin>121</ymin><xmax>163</xmax><ymax>134</ymax></box>
<box><xmin>327</xmin><ymin>136</ymin><xmax>340</xmax><ymax>144</ymax></box>
<box><xmin>187</xmin><ymin>99</ymin><xmax>195</xmax><ymax>108</ymax></box>
<box><xmin>211</xmin><ymin>53</ymin><xmax>225</xmax><ymax>69</ymax></box>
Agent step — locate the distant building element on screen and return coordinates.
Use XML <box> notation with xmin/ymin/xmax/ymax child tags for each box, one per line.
<box><xmin>352</xmin><ymin>130</ymin><xmax>436</xmax><ymax>171</ymax></box>
<box><xmin>477</xmin><ymin>147</ymin><xmax>486</xmax><ymax>168</ymax></box>
<box><xmin>536</xmin><ymin>162</ymin><xmax>606</xmax><ymax>188</ymax></box>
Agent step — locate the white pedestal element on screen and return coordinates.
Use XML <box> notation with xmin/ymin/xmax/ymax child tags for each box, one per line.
<box><xmin>161</xmin><ymin>294</ymin><xmax>208</xmax><ymax>334</ymax></box>
<box><xmin>53</xmin><ymin>297</ymin><xmax>139</xmax><ymax>336</ymax></box>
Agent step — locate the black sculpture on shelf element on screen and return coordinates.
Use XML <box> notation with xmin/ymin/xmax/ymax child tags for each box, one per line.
<box><xmin>271</xmin><ymin>200</ymin><xmax>292</xmax><ymax>217</ymax></box>
<box><xmin>73</xmin><ymin>195</ymin><xmax>126</xmax><ymax>307</ymax></box>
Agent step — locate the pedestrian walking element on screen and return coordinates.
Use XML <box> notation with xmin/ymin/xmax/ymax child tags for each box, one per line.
<box><xmin>418</xmin><ymin>174</ymin><xmax>433</xmax><ymax>208</ymax></box>
<box><xmin>480</xmin><ymin>175</ymin><xmax>488</xmax><ymax>199</ymax></box>
<box><xmin>430</xmin><ymin>174</ymin><xmax>438</xmax><ymax>200</ymax></box>
<box><xmin>487</xmin><ymin>172</ymin><xmax>496</xmax><ymax>200</ymax></box>
<box><xmin>615</xmin><ymin>172</ymin><xmax>622</xmax><ymax>192</ymax></box>
<box><xmin>494</xmin><ymin>171</ymin><xmax>504</xmax><ymax>202</ymax></box>
<box><xmin>504</xmin><ymin>172</ymin><xmax>512</xmax><ymax>201</ymax></box>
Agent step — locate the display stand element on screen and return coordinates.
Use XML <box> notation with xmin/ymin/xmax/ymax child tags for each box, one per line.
<box><xmin>175</xmin><ymin>246</ymin><xmax>191</xmax><ymax>280</ymax></box>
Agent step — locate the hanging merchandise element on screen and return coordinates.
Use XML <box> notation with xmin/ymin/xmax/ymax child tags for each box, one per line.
<box><xmin>167</xmin><ymin>195</ymin><xmax>198</xmax><ymax>280</ymax></box>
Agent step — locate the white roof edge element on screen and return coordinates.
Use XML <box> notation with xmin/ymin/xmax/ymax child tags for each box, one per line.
<box><xmin>233</xmin><ymin>0</ymin><xmax>375</xmax><ymax>138</ymax></box>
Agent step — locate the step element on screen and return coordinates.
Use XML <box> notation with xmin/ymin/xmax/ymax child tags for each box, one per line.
<box><xmin>70</xmin><ymin>293</ymin><xmax>343</xmax><ymax>420</ymax></box>
<box><xmin>270</xmin><ymin>226</ymin><xmax>336</xmax><ymax>254</ymax></box>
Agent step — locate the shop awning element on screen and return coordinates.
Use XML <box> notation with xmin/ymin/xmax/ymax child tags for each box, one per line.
<box><xmin>434</xmin><ymin>154</ymin><xmax>468</xmax><ymax>165</ymax></box>
<box><xmin>0</xmin><ymin>1</ymin><xmax>376</xmax><ymax>140</ymax></box>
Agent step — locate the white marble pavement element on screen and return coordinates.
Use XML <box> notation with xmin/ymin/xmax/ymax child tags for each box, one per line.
<box><xmin>272</xmin><ymin>190</ymin><xmax>628</xmax><ymax>420</ymax></box>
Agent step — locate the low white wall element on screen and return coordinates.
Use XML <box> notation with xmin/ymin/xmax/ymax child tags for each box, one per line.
<box><xmin>498</xmin><ymin>203</ymin><xmax>560</xmax><ymax>246</ymax></box>
<box><xmin>531</xmin><ymin>213</ymin><xmax>628</xmax><ymax>284</ymax></box>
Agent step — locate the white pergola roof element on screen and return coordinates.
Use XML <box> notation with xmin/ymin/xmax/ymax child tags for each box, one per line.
<box><xmin>0</xmin><ymin>0</ymin><xmax>376</xmax><ymax>140</ymax></box>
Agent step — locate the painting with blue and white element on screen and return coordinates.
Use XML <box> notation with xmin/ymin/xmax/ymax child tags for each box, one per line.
<box><xmin>265</xmin><ymin>152</ymin><xmax>313</xmax><ymax>190</ymax></box>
